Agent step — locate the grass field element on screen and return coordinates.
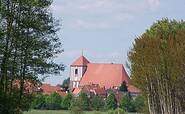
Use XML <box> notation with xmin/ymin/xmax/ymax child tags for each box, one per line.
<box><xmin>24</xmin><ymin>110</ymin><xmax>136</xmax><ymax>114</ymax></box>
<box><xmin>24</xmin><ymin>110</ymin><xmax>106</xmax><ymax>114</ymax></box>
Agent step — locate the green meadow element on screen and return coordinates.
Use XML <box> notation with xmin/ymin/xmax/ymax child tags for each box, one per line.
<box><xmin>24</xmin><ymin>110</ymin><xmax>136</xmax><ymax>114</ymax></box>
<box><xmin>24</xmin><ymin>110</ymin><xmax>106</xmax><ymax>114</ymax></box>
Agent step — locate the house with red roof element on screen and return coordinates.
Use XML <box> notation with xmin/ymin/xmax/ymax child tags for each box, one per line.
<box><xmin>80</xmin><ymin>84</ymin><xmax>107</xmax><ymax>99</ymax></box>
<box><xmin>70</xmin><ymin>56</ymin><xmax>138</xmax><ymax>95</ymax></box>
<box><xmin>40</xmin><ymin>83</ymin><xmax>67</xmax><ymax>97</ymax></box>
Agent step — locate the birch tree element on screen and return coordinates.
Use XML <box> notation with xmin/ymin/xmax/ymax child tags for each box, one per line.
<box><xmin>128</xmin><ymin>19</ymin><xmax>185</xmax><ymax>114</ymax></box>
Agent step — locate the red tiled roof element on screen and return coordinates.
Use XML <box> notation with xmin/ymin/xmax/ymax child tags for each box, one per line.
<box><xmin>73</xmin><ymin>88</ymin><xmax>82</xmax><ymax>95</ymax></box>
<box><xmin>82</xmin><ymin>84</ymin><xmax>106</xmax><ymax>98</ymax></box>
<box><xmin>94</xmin><ymin>88</ymin><xmax>107</xmax><ymax>98</ymax></box>
<box><xmin>79</xmin><ymin>63</ymin><xmax>131</xmax><ymax>89</ymax></box>
<box><xmin>71</xmin><ymin>56</ymin><xmax>90</xmax><ymax>67</ymax></box>
<box><xmin>14</xmin><ymin>80</ymin><xmax>38</xmax><ymax>94</ymax></box>
<box><xmin>128</xmin><ymin>85</ymin><xmax>138</xmax><ymax>92</ymax></box>
<box><xmin>41</xmin><ymin>83</ymin><xmax>60</xmax><ymax>94</ymax></box>
<box><xmin>57</xmin><ymin>91</ymin><xmax>67</xmax><ymax>97</ymax></box>
<box><xmin>85</xmin><ymin>84</ymin><xmax>100</xmax><ymax>91</ymax></box>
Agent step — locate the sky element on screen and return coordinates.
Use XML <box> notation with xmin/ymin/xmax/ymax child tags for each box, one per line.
<box><xmin>44</xmin><ymin>0</ymin><xmax>185</xmax><ymax>85</ymax></box>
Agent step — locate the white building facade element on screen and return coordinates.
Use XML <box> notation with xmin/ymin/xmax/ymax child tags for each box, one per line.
<box><xmin>70</xmin><ymin>56</ymin><xmax>89</xmax><ymax>89</ymax></box>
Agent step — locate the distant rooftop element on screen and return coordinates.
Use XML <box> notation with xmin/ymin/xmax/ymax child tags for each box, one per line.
<box><xmin>79</xmin><ymin>63</ymin><xmax>131</xmax><ymax>88</ymax></box>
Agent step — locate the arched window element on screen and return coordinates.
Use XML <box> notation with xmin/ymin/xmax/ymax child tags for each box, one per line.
<box><xmin>75</xmin><ymin>69</ymin><xmax>78</xmax><ymax>75</ymax></box>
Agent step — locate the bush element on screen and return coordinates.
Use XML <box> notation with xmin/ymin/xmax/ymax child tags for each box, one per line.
<box><xmin>79</xmin><ymin>93</ymin><xmax>91</xmax><ymax>110</ymax></box>
<box><xmin>45</xmin><ymin>92</ymin><xmax>62</xmax><ymax>110</ymax></box>
<box><xmin>69</xmin><ymin>97</ymin><xmax>84</xmax><ymax>114</ymax></box>
<box><xmin>91</xmin><ymin>96</ymin><xmax>104</xmax><ymax>111</ymax></box>
<box><xmin>119</xmin><ymin>92</ymin><xmax>135</xmax><ymax>112</ymax></box>
<box><xmin>105</xmin><ymin>93</ymin><xmax>117</xmax><ymax>110</ymax></box>
<box><xmin>134</xmin><ymin>96</ymin><xmax>145</xmax><ymax>112</ymax></box>
<box><xmin>61</xmin><ymin>93</ymin><xmax>73</xmax><ymax>110</ymax></box>
<box><xmin>32</xmin><ymin>94</ymin><xmax>46</xmax><ymax>109</ymax></box>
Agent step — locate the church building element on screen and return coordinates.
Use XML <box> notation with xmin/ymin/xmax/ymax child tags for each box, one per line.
<box><xmin>70</xmin><ymin>55</ymin><xmax>131</xmax><ymax>89</ymax></box>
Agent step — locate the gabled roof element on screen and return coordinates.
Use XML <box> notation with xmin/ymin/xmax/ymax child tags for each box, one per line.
<box><xmin>41</xmin><ymin>83</ymin><xmax>60</xmax><ymax>94</ymax></box>
<box><xmin>79</xmin><ymin>63</ymin><xmax>131</xmax><ymax>89</ymax></box>
<box><xmin>71</xmin><ymin>55</ymin><xmax>90</xmax><ymax>67</ymax></box>
<box><xmin>57</xmin><ymin>91</ymin><xmax>67</xmax><ymax>97</ymax></box>
<box><xmin>81</xmin><ymin>84</ymin><xmax>106</xmax><ymax>98</ymax></box>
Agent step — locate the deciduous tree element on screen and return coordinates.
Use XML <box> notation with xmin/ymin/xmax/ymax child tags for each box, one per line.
<box><xmin>61</xmin><ymin>93</ymin><xmax>73</xmax><ymax>110</ymax></box>
<box><xmin>91</xmin><ymin>96</ymin><xmax>104</xmax><ymax>111</ymax></box>
<box><xmin>45</xmin><ymin>92</ymin><xmax>62</xmax><ymax>110</ymax></box>
<box><xmin>69</xmin><ymin>97</ymin><xmax>84</xmax><ymax>114</ymax></box>
<box><xmin>32</xmin><ymin>94</ymin><xmax>46</xmax><ymax>109</ymax></box>
<box><xmin>104</xmin><ymin>93</ymin><xmax>117</xmax><ymax>110</ymax></box>
<box><xmin>0</xmin><ymin>0</ymin><xmax>64</xmax><ymax>113</ymax></box>
<box><xmin>128</xmin><ymin>19</ymin><xmax>185</xmax><ymax>114</ymax></box>
<box><xmin>133</xmin><ymin>96</ymin><xmax>145</xmax><ymax>113</ymax></box>
<box><xmin>79</xmin><ymin>93</ymin><xmax>91</xmax><ymax>110</ymax></box>
<box><xmin>120</xmin><ymin>92</ymin><xmax>135</xmax><ymax>112</ymax></box>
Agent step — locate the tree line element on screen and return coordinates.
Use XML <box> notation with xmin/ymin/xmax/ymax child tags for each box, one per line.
<box><xmin>128</xmin><ymin>19</ymin><xmax>185</xmax><ymax>114</ymax></box>
<box><xmin>0</xmin><ymin>0</ymin><xmax>64</xmax><ymax>113</ymax></box>
<box><xmin>32</xmin><ymin>92</ymin><xmax>145</xmax><ymax>114</ymax></box>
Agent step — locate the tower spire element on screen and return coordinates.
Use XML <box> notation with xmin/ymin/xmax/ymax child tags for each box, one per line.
<box><xmin>82</xmin><ymin>49</ymin><xmax>83</xmax><ymax>56</ymax></box>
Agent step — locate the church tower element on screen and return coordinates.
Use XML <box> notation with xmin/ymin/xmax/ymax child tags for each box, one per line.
<box><xmin>70</xmin><ymin>55</ymin><xmax>90</xmax><ymax>89</ymax></box>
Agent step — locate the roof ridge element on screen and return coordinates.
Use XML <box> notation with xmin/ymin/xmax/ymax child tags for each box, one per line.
<box><xmin>88</xmin><ymin>63</ymin><xmax>122</xmax><ymax>65</ymax></box>
<box><xmin>71</xmin><ymin>55</ymin><xmax>90</xmax><ymax>67</ymax></box>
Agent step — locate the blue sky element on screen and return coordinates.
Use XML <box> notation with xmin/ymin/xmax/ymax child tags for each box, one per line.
<box><xmin>44</xmin><ymin>0</ymin><xmax>185</xmax><ymax>85</ymax></box>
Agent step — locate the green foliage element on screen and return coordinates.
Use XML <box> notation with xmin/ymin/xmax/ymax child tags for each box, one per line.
<box><xmin>69</xmin><ymin>97</ymin><xmax>85</xmax><ymax>114</ymax></box>
<box><xmin>62</xmin><ymin>77</ymin><xmax>70</xmax><ymax>90</ymax></box>
<box><xmin>107</xmin><ymin>108</ymin><xmax>125</xmax><ymax>114</ymax></box>
<box><xmin>32</xmin><ymin>94</ymin><xmax>46</xmax><ymax>109</ymax></box>
<box><xmin>119</xmin><ymin>81</ymin><xmax>128</xmax><ymax>92</ymax></box>
<box><xmin>119</xmin><ymin>93</ymin><xmax>135</xmax><ymax>112</ymax></box>
<box><xmin>79</xmin><ymin>93</ymin><xmax>91</xmax><ymax>110</ymax></box>
<box><xmin>24</xmin><ymin>110</ymin><xmax>109</xmax><ymax>114</ymax></box>
<box><xmin>45</xmin><ymin>92</ymin><xmax>62</xmax><ymax>110</ymax></box>
<box><xmin>0</xmin><ymin>0</ymin><xmax>64</xmax><ymax>113</ymax></box>
<box><xmin>104</xmin><ymin>93</ymin><xmax>117</xmax><ymax>110</ymax></box>
<box><xmin>128</xmin><ymin>19</ymin><xmax>185</xmax><ymax>113</ymax></box>
<box><xmin>57</xmin><ymin>77</ymin><xmax>70</xmax><ymax>90</ymax></box>
<box><xmin>107</xmin><ymin>110</ymin><xmax>114</xmax><ymax>114</ymax></box>
<box><xmin>114</xmin><ymin>108</ymin><xmax>125</xmax><ymax>114</ymax></box>
<box><xmin>133</xmin><ymin>96</ymin><xmax>145</xmax><ymax>112</ymax></box>
<box><xmin>91</xmin><ymin>96</ymin><xmax>104</xmax><ymax>111</ymax></box>
<box><xmin>61</xmin><ymin>93</ymin><xmax>73</xmax><ymax>110</ymax></box>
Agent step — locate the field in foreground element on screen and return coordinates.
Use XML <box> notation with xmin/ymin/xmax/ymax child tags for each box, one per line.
<box><xmin>24</xmin><ymin>110</ymin><xmax>106</xmax><ymax>114</ymax></box>
<box><xmin>24</xmin><ymin>110</ymin><xmax>136</xmax><ymax>114</ymax></box>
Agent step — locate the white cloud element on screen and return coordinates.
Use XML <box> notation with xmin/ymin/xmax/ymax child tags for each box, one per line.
<box><xmin>148</xmin><ymin>0</ymin><xmax>160</xmax><ymax>11</ymax></box>
<box><xmin>68</xmin><ymin>20</ymin><xmax>111</xmax><ymax>29</ymax></box>
<box><xmin>52</xmin><ymin>0</ymin><xmax>161</xmax><ymax>29</ymax></box>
